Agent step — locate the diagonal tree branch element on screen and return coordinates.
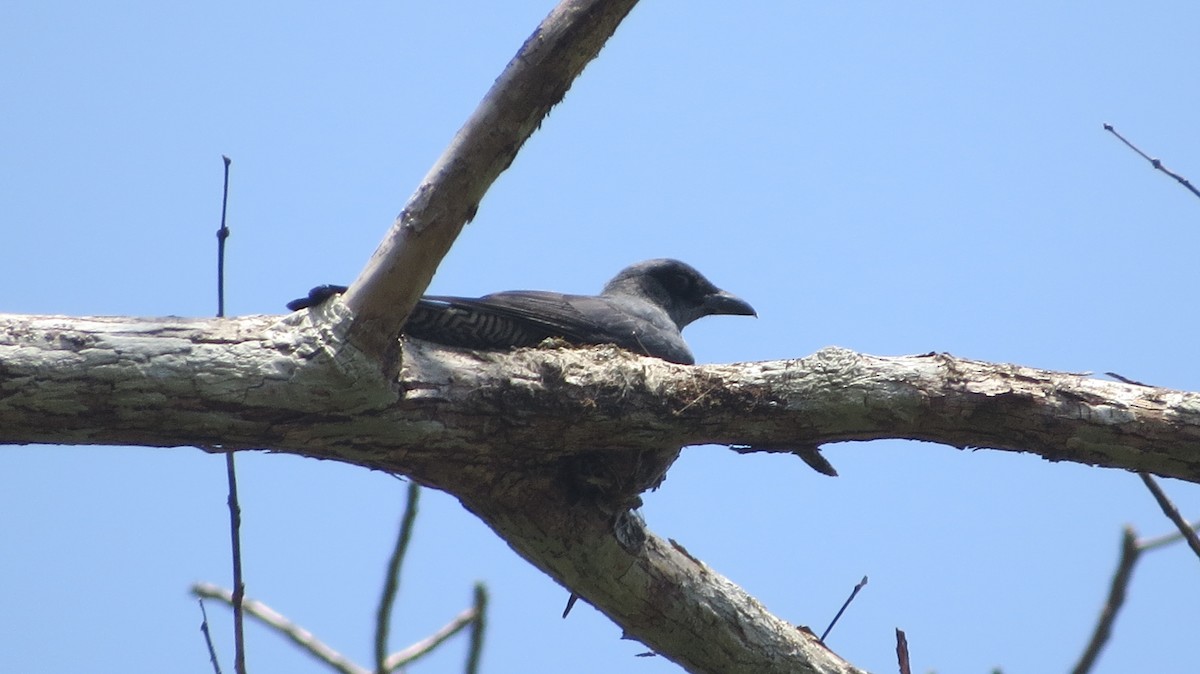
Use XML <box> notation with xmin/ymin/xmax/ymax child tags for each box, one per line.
<box><xmin>1138</xmin><ymin>473</ymin><xmax>1200</xmax><ymax>560</ymax></box>
<box><xmin>1103</xmin><ymin>123</ymin><xmax>1200</xmax><ymax>201</ymax></box>
<box><xmin>1071</xmin><ymin>521</ymin><xmax>1200</xmax><ymax>674</ymax></box>
<box><xmin>1071</xmin><ymin>526</ymin><xmax>1139</xmax><ymax>674</ymax></box>
<box><xmin>340</xmin><ymin>0</ymin><xmax>640</xmax><ymax>364</ymax></box>
<box><xmin>459</xmin><ymin>479</ymin><xmax>865</xmax><ymax>674</ymax></box>
<box><xmin>384</xmin><ymin>600</ymin><xmax>482</xmax><ymax>672</ymax></box>
<box><xmin>374</xmin><ymin>481</ymin><xmax>422</xmax><ymax>673</ymax></box>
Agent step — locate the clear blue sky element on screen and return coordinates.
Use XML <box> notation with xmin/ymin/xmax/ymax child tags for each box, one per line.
<box><xmin>3</xmin><ymin>2</ymin><xmax>1199</xmax><ymax>673</ymax></box>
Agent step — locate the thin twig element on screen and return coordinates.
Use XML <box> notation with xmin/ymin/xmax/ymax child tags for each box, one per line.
<box><xmin>464</xmin><ymin>583</ymin><xmax>488</xmax><ymax>674</ymax></box>
<box><xmin>1138</xmin><ymin>473</ymin><xmax>1200</xmax><ymax>560</ymax></box>
<box><xmin>217</xmin><ymin>155</ymin><xmax>231</xmax><ymax>315</ymax></box>
<box><xmin>1071</xmin><ymin>526</ymin><xmax>1140</xmax><ymax>674</ymax></box>
<box><xmin>192</xmin><ymin>583</ymin><xmax>369</xmax><ymax>674</ymax></box>
<box><xmin>375</xmin><ymin>481</ymin><xmax>421</xmax><ymax>673</ymax></box>
<box><xmin>198</xmin><ymin>599</ymin><xmax>225</xmax><ymax>674</ymax></box>
<box><xmin>381</xmin><ymin>602</ymin><xmax>481</xmax><ymax>672</ymax></box>
<box><xmin>225</xmin><ymin>454</ymin><xmax>247</xmax><ymax>674</ymax></box>
<box><xmin>819</xmin><ymin>575</ymin><xmax>867</xmax><ymax>643</ymax></box>
<box><xmin>1139</xmin><ymin>519</ymin><xmax>1200</xmax><ymax>552</ymax></box>
<box><xmin>894</xmin><ymin>628</ymin><xmax>910</xmax><ymax>674</ymax></box>
<box><xmin>214</xmin><ymin>154</ymin><xmax>247</xmax><ymax>674</ymax></box>
<box><xmin>1103</xmin><ymin>123</ymin><xmax>1200</xmax><ymax>201</ymax></box>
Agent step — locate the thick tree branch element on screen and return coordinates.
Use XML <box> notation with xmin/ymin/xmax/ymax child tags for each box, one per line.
<box><xmin>458</xmin><ymin>478</ymin><xmax>864</xmax><ymax>674</ymax></box>
<box><xmin>6</xmin><ymin>312</ymin><xmax>1200</xmax><ymax>672</ymax></box>
<box><xmin>3</xmin><ymin>313</ymin><xmax>1197</xmax><ymax>483</ymax></box>
<box><xmin>341</xmin><ymin>0</ymin><xmax>639</xmax><ymax>363</ymax></box>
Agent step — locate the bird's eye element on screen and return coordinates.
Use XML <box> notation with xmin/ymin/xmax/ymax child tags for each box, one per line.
<box><xmin>666</xmin><ymin>272</ymin><xmax>693</xmax><ymax>293</ymax></box>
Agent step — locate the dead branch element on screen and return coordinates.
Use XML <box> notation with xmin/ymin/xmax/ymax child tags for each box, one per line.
<box><xmin>7</xmin><ymin>312</ymin><xmax>1200</xmax><ymax>672</ymax></box>
<box><xmin>341</xmin><ymin>0</ymin><xmax>640</xmax><ymax>364</ymax></box>
<box><xmin>2</xmin><ymin>315</ymin><xmax>1197</xmax><ymax>484</ymax></box>
<box><xmin>193</xmin><ymin>583</ymin><xmax>369</xmax><ymax>674</ymax></box>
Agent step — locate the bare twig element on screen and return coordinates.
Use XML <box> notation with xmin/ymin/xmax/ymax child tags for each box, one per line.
<box><xmin>192</xmin><ymin>583</ymin><xmax>369</xmax><ymax>674</ymax></box>
<box><xmin>195</xmin><ymin>578</ymin><xmax>488</xmax><ymax>674</ymax></box>
<box><xmin>1071</xmin><ymin>526</ymin><xmax>1140</xmax><ymax>674</ymax></box>
<box><xmin>214</xmin><ymin>154</ymin><xmax>247</xmax><ymax>674</ymax></box>
<box><xmin>464</xmin><ymin>583</ymin><xmax>488</xmax><ymax>674</ymax></box>
<box><xmin>1139</xmin><ymin>520</ymin><xmax>1200</xmax><ymax>551</ymax></box>
<box><xmin>1138</xmin><ymin>473</ymin><xmax>1200</xmax><ymax>560</ymax></box>
<box><xmin>217</xmin><ymin>155</ymin><xmax>231</xmax><ymax>316</ymax></box>
<box><xmin>820</xmin><ymin>575</ymin><xmax>868</xmax><ymax>643</ymax></box>
<box><xmin>374</xmin><ymin>481</ymin><xmax>421</xmax><ymax>673</ymax></box>
<box><xmin>198</xmin><ymin>599</ymin><xmax>224</xmax><ymax>674</ymax></box>
<box><xmin>382</xmin><ymin>600</ymin><xmax>482</xmax><ymax>672</ymax></box>
<box><xmin>1103</xmin><ymin>123</ymin><xmax>1200</xmax><ymax>201</ymax></box>
<box><xmin>1072</xmin><ymin>515</ymin><xmax>1200</xmax><ymax>674</ymax></box>
<box><xmin>894</xmin><ymin>628</ymin><xmax>910</xmax><ymax>674</ymax></box>
<box><xmin>224</xmin><ymin>455</ymin><xmax>247</xmax><ymax>674</ymax></box>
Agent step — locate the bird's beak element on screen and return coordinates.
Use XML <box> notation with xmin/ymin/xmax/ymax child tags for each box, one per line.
<box><xmin>704</xmin><ymin>291</ymin><xmax>757</xmax><ymax>317</ymax></box>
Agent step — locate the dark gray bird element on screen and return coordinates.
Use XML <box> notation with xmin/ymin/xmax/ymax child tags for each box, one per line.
<box><xmin>286</xmin><ymin>259</ymin><xmax>755</xmax><ymax>364</ymax></box>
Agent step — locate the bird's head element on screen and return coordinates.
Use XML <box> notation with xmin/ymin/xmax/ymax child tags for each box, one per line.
<box><xmin>601</xmin><ymin>259</ymin><xmax>756</xmax><ymax>330</ymax></box>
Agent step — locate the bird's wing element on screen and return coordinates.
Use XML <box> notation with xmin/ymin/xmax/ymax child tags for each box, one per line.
<box><xmin>405</xmin><ymin>291</ymin><xmax>611</xmax><ymax>348</ymax></box>
<box><xmin>404</xmin><ymin>291</ymin><xmax>693</xmax><ymax>363</ymax></box>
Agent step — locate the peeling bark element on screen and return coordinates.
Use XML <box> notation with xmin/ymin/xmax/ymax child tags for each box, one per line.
<box><xmin>4</xmin><ymin>311</ymin><xmax>1196</xmax><ymax>482</ymax></box>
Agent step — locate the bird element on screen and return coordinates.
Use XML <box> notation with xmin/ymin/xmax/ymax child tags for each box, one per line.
<box><xmin>287</xmin><ymin>259</ymin><xmax>755</xmax><ymax>365</ymax></box>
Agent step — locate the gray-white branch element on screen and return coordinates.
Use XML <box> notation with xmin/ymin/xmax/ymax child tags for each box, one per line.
<box><xmin>4</xmin><ymin>311</ymin><xmax>1198</xmax><ymax>673</ymax></box>
<box><xmin>2</xmin><ymin>311</ymin><xmax>1195</xmax><ymax>482</ymax></box>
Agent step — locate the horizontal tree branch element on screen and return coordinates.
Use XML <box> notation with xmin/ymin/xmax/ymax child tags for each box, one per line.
<box><xmin>5</xmin><ymin>310</ymin><xmax>1199</xmax><ymax>672</ymax></box>
<box><xmin>2</xmin><ymin>312</ymin><xmax>1196</xmax><ymax>483</ymax></box>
